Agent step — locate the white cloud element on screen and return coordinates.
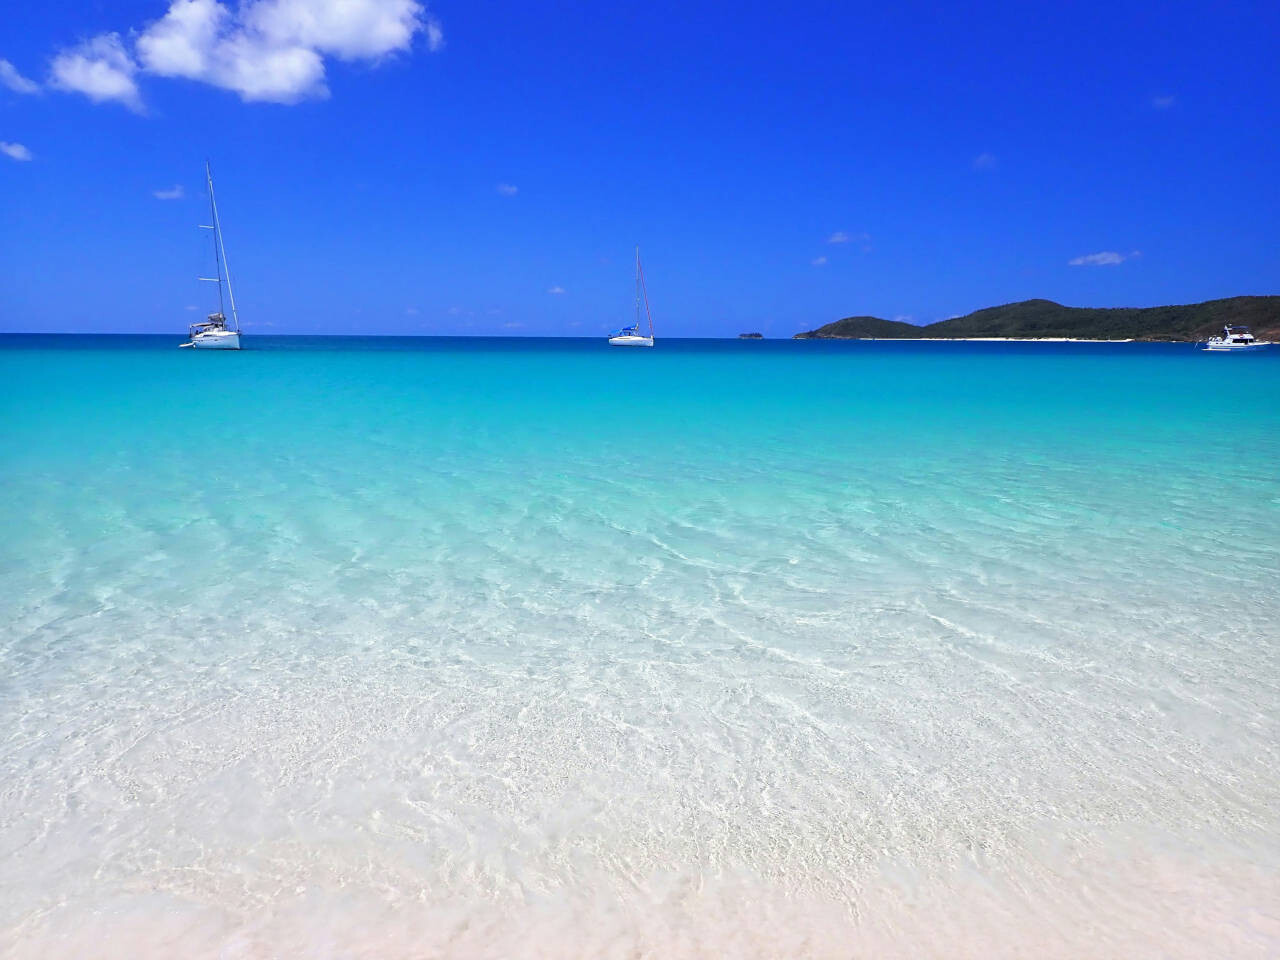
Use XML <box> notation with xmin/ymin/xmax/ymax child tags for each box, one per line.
<box><xmin>50</xmin><ymin>0</ymin><xmax>440</xmax><ymax>107</ymax></box>
<box><xmin>153</xmin><ymin>184</ymin><xmax>185</xmax><ymax>199</ymax></box>
<box><xmin>1068</xmin><ymin>250</ymin><xmax>1141</xmax><ymax>267</ymax></box>
<box><xmin>136</xmin><ymin>0</ymin><xmax>327</xmax><ymax>102</ymax></box>
<box><xmin>496</xmin><ymin>182</ymin><xmax>518</xmax><ymax>196</ymax></box>
<box><xmin>404</xmin><ymin>306</ymin><xmax>419</xmax><ymax>315</ymax></box>
<box><xmin>49</xmin><ymin>33</ymin><xmax>143</xmax><ymax>111</ymax></box>
<box><xmin>892</xmin><ymin>315</ymin><xmax>914</xmax><ymax>324</ymax></box>
<box><xmin>0</xmin><ymin>59</ymin><xmax>40</xmax><ymax>94</ymax></box>
<box><xmin>811</xmin><ymin>256</ymin><xmax>828</xmax><ymax>266</ymax></box>
<box><xmin>829</xmin><ymin>230</ymin><xmax>871</xmax><ymax>249</ymax></box>
<box><xmin>972</xmin><ymin>152</ymin><xmax>998</xmax><ymax>171</ymax></box>
<box><xmin>424</xmin><ymin>18</ymin><xmax>444</xmax><ymax>51</ymax></box>
<box><xmin>547</xmin><ymin>285</ymin><xmax>565</xmax><ymax>294</ymax></box>
<box><xmin>1152</xmin><ymin>95</ymin><xmax>1175</xmax><ymax>109</ymax></box>
<box><xmin>245</xmin><ymin>0</ymin><xmax>425</xmax><ymax>59</ymax></box>
<box><xmin>136</xmin><ymin>0</ymin><xmax>227</xmax><ymax>78</ymax></box>
<box><xmin>0</xmin><ymin>141</ymin><xmax>33</xmax><ymax>161</ymax></box>
<box><xmin>210</xmin><ymin>33</ymin><xmax>326</xmax><ymax>102</ymax></box>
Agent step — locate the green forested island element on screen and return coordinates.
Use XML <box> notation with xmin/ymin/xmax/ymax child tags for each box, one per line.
<box><xmin>794</xmin><ymin>296</ymin><xmax>1280</xmax><ymax>341</ymax></box>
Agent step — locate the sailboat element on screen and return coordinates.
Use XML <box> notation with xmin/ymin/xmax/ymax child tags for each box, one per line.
<box><xmin>181</xmin><ymin>161</ymin><xmax>242</xmax><ymax>350</ymax></box>
<box><xmin>608</xmin><ymin>247</ymin><xmax>655</xmax><ymax>347</ymax></box>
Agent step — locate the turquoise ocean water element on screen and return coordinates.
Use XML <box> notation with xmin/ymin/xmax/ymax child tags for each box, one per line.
<box><xmin>2</xmin><ymin>335</ymin><xmax>1279</xmax><ymax>957</ymax></box>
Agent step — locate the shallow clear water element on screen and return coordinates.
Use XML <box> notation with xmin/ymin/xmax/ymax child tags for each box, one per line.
<box><xmin>2</xmin><ymin>335</ymin><xmax>1279</xmax><ymax>958</ymax></box>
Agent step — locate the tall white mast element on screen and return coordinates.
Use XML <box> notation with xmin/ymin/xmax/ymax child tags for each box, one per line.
<box><xmin>205</xmin><ymin>160</ymin><xmax>240</xmax><ymax>332</ymax></box>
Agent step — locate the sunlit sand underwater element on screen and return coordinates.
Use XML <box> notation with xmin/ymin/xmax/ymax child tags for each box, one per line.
<box><xmin>2</xmin><ymin>335</ymin><xmax>1278</xmax><ymax>958</ymax></box>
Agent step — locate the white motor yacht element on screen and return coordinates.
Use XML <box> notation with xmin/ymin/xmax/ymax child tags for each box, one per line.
<box><xmin>1201</xmin><ymin>325</ymin><xmax>1267</xmax><ymax>351</ymax></box>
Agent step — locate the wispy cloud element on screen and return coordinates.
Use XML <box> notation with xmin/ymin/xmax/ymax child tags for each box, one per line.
<box><xmin>828</xmin><ymin>230</ymin><xmax>871</xmax><ymax>251</ymax></box>
<box><xmin>1068</xmin><ymin>250</ymin><xmax>1141</xmax><ymax>267</ymax></box>
<box><xmin>404</xmin><ymin>306</ymin><xmax>419</xmax><ymax>316</ymax></box>
<box><xmin>0</xmin><ymin>141</ymin><xmax>34</xmax><ymax>161</ymax></box>
<box><xmin>496</xmin><ymin>182</ymin><xmax>518</xmax><ymax>196</ymax></box>
<box><xmin>153</xmin><ymin>184</ymin><xmax>184</xmax><ymax>199</ymax></box>
<box><xmin>46</xmin><ymin>0</ymin><xmax>442</xmax><ymax>109</ymax></box>
<box><xmin>547</xmin><ymin>285</ymin><xmax>566</xmax><ymax>294</ymax></box>
<box><xmin>49</xmin><ymin>33</ymin><xmax>143</xmax><ymax>112</ymax></box>
<box><xmin>811</xmin><ymin>256</ymin><xmax>828</xmax><ymax>267</ymax></box>
<box><xmin>0</xmin><ymin>59</ymin><xmax>40</xmax><ymax>94</ymax></box>
<box><xmin>972</xmin><ymin>152</ymin><xmax>998</xmax><ymax>171</ymax></box>
<box><xmin>423</xmin><ymin>18</ymin><xmax>444</xmax><ymax>51</ymax></box>
<box><xmin>1152</xmin><ymin>95</ymin><xmax>1175</xmax><ymax>109</ymax></box>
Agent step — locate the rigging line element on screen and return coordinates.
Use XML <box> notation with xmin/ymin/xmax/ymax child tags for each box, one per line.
<box><xmin>206</xmin><ymin>160</ymin><xmax>240</xmax><ymax>331</ymax></box>
<box><xmin>638</xmin><ymin>254</ymin><xmax>655</xmax><ymax>338</ymax></box>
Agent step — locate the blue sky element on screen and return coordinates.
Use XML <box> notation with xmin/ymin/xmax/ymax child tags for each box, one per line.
<box><xmin>1</xmin><ymin>0</ymin><xmax>1277</xmax><ymax>336</ymax></box>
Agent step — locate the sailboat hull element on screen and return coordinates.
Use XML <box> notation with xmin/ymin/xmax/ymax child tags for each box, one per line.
<box><xmin>608</xmin><ymin>335</ymin><xmax>654</xmax><ymax>347</ymax></box>
<box><xmin>188</xmin><ymin>331</ymin><xmax>242</xmax><ymax>350</ymax></box>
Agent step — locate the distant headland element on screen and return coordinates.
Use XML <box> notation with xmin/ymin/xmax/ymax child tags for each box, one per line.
<box><xmin>793</xmin><ymin>296</ymin><xmax>1280</xmax><ymax>342</ymax></box>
